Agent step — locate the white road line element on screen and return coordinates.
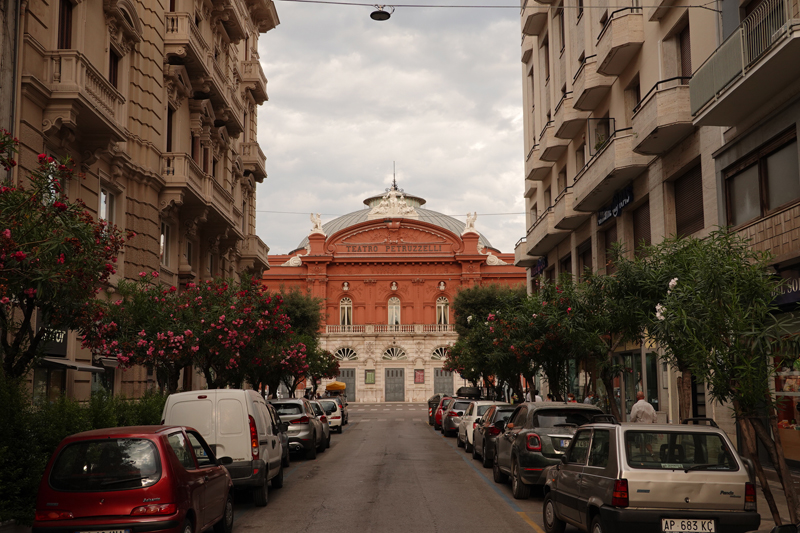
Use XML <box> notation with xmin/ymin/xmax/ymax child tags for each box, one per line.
<box><xmin>377</xmin><ymin>418</ymin><xmax>387</xmax><ymax>421</ymax></box>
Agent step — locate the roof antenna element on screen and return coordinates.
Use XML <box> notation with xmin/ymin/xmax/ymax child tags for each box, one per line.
<box><xmin>392</xmin><ymin>161</ymin><xmax>397</xmax><ymax>190</ymax></box>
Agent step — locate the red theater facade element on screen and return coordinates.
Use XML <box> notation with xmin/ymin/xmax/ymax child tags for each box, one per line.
<box><xmin>261</xmin><ymin>185</ymin><xmax>525</xmax><ymax>402</ymax></box>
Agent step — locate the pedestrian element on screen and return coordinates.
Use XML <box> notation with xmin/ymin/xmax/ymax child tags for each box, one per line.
<box><xmin>630</xmin><ymin>391</ymin><xmax>657</xmax><ymax>423</ymax></box>
<box><xmin>583</xmin><ymin>393</ymin><xmax>595</xmax><ymax>405</ymax></box>
<box><xmin>546</xmin><ymin>393</ymin><xmax>554</xmax><ymax>402</ymax></box>
<box><xmin>533</xmin><ymin>389</ymin><xmax>543</xmax><ymax>402</ymax></box>
<box><xmin>567</xmin><ymin>393</ymin><xmax>576</xmax><ymax>403</ymax></box>
<box><xmin>524</xmin><ymin>389</ymin><xmax>532</xmax><ymax>402</ymax></box>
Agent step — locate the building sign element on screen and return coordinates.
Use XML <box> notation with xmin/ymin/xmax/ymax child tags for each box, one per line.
<box><xmin>597</xmin><ymin>186</ymin><xmax>633</xmax><ymax>226</ymax></box>
<box><xmin>36</xmin><ymin>315</ymin><xmax>68</xmax><ymax>356</ymax></box>
<box><xmin>365</xmin><ymin>369</ymin><xmax>376</xmax><ymax>384</ymax></box>
<box><xmin>531</xmin><ymin>257</ymin><xmax>548</xmax><ymax>277</ymax></box>
<box><xmin>415</xmin><ymin>369</ymin><xmax>425</xmax><ymax>384</ymax></box>
<box><xmin>341</xmin><ymin>243</ymin><xmax>446</xmax><ymax>253</ymax></box>
<box><xmin>774</xmin><ymin>267</ymin><xmax>800</xmax><ymax>306</ymax></box>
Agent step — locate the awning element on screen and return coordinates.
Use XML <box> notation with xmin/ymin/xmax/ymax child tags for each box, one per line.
<box><xmin>39</xmin><ymin>356</ymin><xmax>104</xmax><ymax>373</ymax></box>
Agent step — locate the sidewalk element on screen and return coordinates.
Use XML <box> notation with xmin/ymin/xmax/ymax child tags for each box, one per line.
<box><xmin>751</xmin><ymin>467</ymin><xmax>800</xmax><ymax>532</ymax></box>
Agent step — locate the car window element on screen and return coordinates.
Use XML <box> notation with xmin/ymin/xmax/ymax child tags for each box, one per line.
<box><xmin>167</xmin><ymin>431</ymin><xmax>196</xmax><ymax>470</ymax></box>
<box><xmin>466</xmin><ymin>404</ymin><xmax>474</xmax><ymax>416</ymax></box>
<box><xmin>186</xmin><ymin>430</ymin><xmax>216</xmax><ymax>467</ymax></box>
<box><xmin>252</xmin><ymin>401</ymin><xmax>268</xmax><ymax>436</ymax></box>
<box><xmin>452</xmin><ymin>401</ymin><xmax>471</xmax><ymax>411</ymax></box>
<box><xmin>272</xmin><ymin>403</ymin><xmax>303</xmax><ymax>416</ymax></box>
<box><xmin>510</xmin><ymin>407</ymin><xmax>528</xmax><ymax>427</ymax></box>
<box><xmin>258</xmin><ymin>403</ymin><xmax>274</xmax><ymax>435</ymax></box>
<box><xmin>266</xmin><ymin>404</ymin><xmax>279</xmax><ymax>427</ymax></box>
<box><xmin>320</xmin><ymin>400</ymin><xmax>337</xmax><ymax>413</ymax></box>
<box><xmin>624</xmin><ymin>430</ymin><xmax>738</xmax><ymax>470</ymax></box>
<box><xmin>477</xmin><ymin>405</ymin><xmax>493</xmax><ymax>417</ymax></box>
<box><xmin>49</xmin><ymin>438</ymin><xmax>160</xmax><ymax>491</ymax></box>
<box><xmin>483</xmin><ymin>406</ymin><xmax>496</xmax><ymax>421</ymax></box>
<box><xmin>587</xmin><ymin>430</ymin><xmax>610</xmax><ymax>468</ymax></box>
<box><xmin>533</xmin><ymin>409</ymin><xmax>597</xmax><ymax>428</ymax></box>
<box><xmin>496</xmin><ymin>409</ymin><xmax>516</xmax><ymax>422</ymax></box>
<box><xmin>566</xmin><ymin>430</ymin><xmax>592</xmax><ymax>465</ymax></box>
<box><xmin>311</xmin><ymin>403</ymin><xmax>323</xmax><ymax>416</ymax></box>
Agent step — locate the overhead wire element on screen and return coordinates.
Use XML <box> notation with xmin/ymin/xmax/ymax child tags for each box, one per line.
<box><xmin>275</xmin><ymin>0</ymin><xmax>721</xmax><ymax>13</ymax></box>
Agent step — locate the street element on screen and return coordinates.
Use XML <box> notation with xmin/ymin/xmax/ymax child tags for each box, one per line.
<box><xmin>232</xmin><ymin>403</ymin><xmax>548</xmax><ymax>533</ymax></box>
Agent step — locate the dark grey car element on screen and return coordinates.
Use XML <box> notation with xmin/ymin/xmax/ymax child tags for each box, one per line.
<box><xmin>269</xmin><ymin>399</ymin><xmax>326</xmax><ymax>460</ymax></box>
<box><xmin>442</xmin><ymin>399</ymin><xmax>473</xmax><ymax>437</ymax></box>
<box><xmin>472</xmin><ymin>405</ymin><xmax>516</xmax><ymax>468</ymax></box>
<box><xmin>266</xmin><ymin>402</ymin><xmax>290</xmax><ymax>468</ymax></box>
<box><xmin>310</xmin><ymin>400</ymin><xmax>332</xmax><ymax>450</ymax></box>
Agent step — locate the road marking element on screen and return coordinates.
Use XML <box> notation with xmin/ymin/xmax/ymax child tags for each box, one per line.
<box><xmin>517</xmin><ymin>512</ymin><xmax>545</xmax><ymax>533</ymax></box>
<box><xmin>378</xmin><ymin>418</ymin><xmax>387</xmax><ymax>421</ymax></box>
<box><xmin>395</xmin><ymin>418</ymin><xmax>404</xmax><ymax>421</ymax></box>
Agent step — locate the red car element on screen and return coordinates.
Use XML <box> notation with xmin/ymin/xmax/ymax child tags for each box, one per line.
<box><xmin>33</xmin><ymin>426</ymin><xmax>234</xmax><ymax>533</ymax></box>
<box><xmin>433</xmin><ymin>396</ymin><xmax>453</xmax><ymax>430</ymax></box>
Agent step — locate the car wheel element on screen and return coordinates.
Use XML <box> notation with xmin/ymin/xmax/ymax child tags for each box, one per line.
<box><xmin>591</xmin><ymin>516</ymin><xmax>605</xmax><ymax>533</ymax></box>
<box><xmin>482</xmin><ymin>443</ymin><xmax>492</xmax><ymax>469</ymax></box>
<box><xmin>181</xmin><ymin>519</ymin><xmax>193</xmax><ymax>533</ymax></box>
<box><xmin>326</xmin><ymin>432</ymin><xmax>331</xmax><ymax>448</ymax></box>
<box><xmin>492</xmin><ymin>455</ymin><xmax>509</xmax><ymax>484</ymax></box>
<box><xmin>336</xmin><ymin>425</ymin><xmax>343</xmax><ymax>434</ymax></box>
<box><xmin>457</xmin><ymin>432</ymin><xmax>465</xmax><ymax>448</ymax></box>
<box><xmin>465</xmin><ymin>436</ymin><xmax>473</xmax><ymax>453</ymax></box>
<box><xmin>271</xmin><ymin>465</ymin><xmax>284</xmax><ymax>489</ymax></box>
<box><xmin>543</xmin><ymin>493</ymin><xmax>566</xmax><ymax>533</ymax></box>
<box><xmin>213</xmin><ymin>493</ymin><xmax>234</xmax><ymax>533</ymax></box>
<box><xmin>252</xmin><ymin>478</ymin><xmax>268</xmax><ymax>507</ymax></box>
<box><xmin>511</xmin><ymin>459</ymin><xmax>531</xmax><ymax>500</ymax></box>
<box><xmin>306</xmin><ymin>433</ymin><xmax>317</xmax><ymax>460</ymax></box>
<box><xmin>471</xmin><ymin>436</ymin><xmax>480</xmax><ymax>459</ymax></box>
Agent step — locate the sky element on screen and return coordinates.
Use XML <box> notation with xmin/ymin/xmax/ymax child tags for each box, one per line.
<box><xmin>254</xmin><ymin>0</ymin><xmax>525</xmax><ymax>255</ymax></box>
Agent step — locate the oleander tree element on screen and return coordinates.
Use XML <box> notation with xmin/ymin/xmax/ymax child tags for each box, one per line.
<box><xmin>0</xmin><ymin>131</ymin><xmax>131</xmax><ymax>379</ymax></box>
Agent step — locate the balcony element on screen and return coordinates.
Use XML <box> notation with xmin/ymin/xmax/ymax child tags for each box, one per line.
<box><xmin>646</xmin><ymin>0</ymin><xmax>676</xmax><ymax>21</ymax></box>
<box><xmin>526</xmin><ymin>147</ymin><xmax>554</xmax><ymax>181</ymax></box>
<box><xmin>514</xmin><ymin>238</ymin><xmax>538</xmax><ymax>267</ymax></box>
<box><xmin>596</xmin><ymin>8</ymin><xmax>644</xmax><ymax>76</ymax></box>
<box><xmin>240</xmin><ymin>59</ymin><xmax>268</xmax><ymax>104</ymax></box>
<box><xmin>526</xmin><ymin>209</ymin><xmax>570</xmax><ymax>256</ymax></box>
<box><xmin>215</xmin><ymin>0</ymin><xmax>248</xmax><ymax>43</ymax></box>
<box><xmin>573</xmin><ymin>56</ymin><xmax>614</xmax><ymax>111</ymax></box>
<box><xmin>553</xmin><ymin>187</ymin><xmax>591</xmax><ymax>229</ymax></box>
<box><xmin>324</xmin><ymin>324</ymin><xmax>456</xmax><ymax>334</ymax></box>
<box><xmin>244</xmin><ymin>0</ymin><xmax>280</xmax><ymax>33</ymax></box>
<box><xmin>521</xmin><ymin>3</ymin><xmax>548</xmax><ymax>36</ymax></box>
<box><xmin>524</xmin><ymin>179</ymin><xmax>537</xmax><ymax>199</ymax></box>
<box><xmin>242</xmin><ymin>141</ymin><xmax>267</xmax><ymax>182</ymax></box>
<box><xmin>162</xmin><ymin>153</ymin><xmax>206</xmax><ymax>203</ymax></box>
<box><xmin>574</xmin><ymin>132</ymin><xmax>652</xmax><ymax>212</ymax></box>
<box><xmin>532</xmin><ymin>0</ymin><xmax>557</xmax><ymax>5</ymax></box>
<box><xmin>554</xmin><ymin>93</ymin><xmax>590</xmax><ymax>139</ymax></box>
<box><xmin>522</xmin><ymin>34</ymin><xmax>535</xmax><ymax>63</ymax></box>
<box><xmin>239</xmin><ymin>234</ymin><xmax>271</xmax><ymax>274</ymax></box>
<box><xmin>208</xmin><ymin>60</ymin><xmax>245</xmax><ymax>135</ymax></box>
<box><xmin>632</xmin><ymin>79</ymin><xmax>694</xmax><ymax>155</ymax></box>
<box><xmin>539</xmin><ymin>122</ymin><xmax>569</xmax><ymax>162</ymax></box>
<box><xmin>690</xmin><ymin>0</ymin><xmax>800</xmax><ymax>126</ymax></box>
<box><xmin>165</xmin><ymin>13</ymin><xmax>211</xmax><ymax>79</ymax></box>
<box><xmin>41</xmin><ymin>50</ymin><xmax>126</xmax><ymax>144</ymax></box>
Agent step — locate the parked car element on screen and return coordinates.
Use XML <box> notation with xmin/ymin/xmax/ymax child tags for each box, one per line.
<box><xmin>310</xmin><ymin>400</ymin><xmax>332</xmax><ymax>449</ymax></box>
<box><xmin>33</xmin><ymin>426</ymin><xmax>234</xmax><ymax>533</ymax></box>
<box><xmin>161</xmin><ymin>389</ymin><xmax>286</xmax><ymax>507</ymax></box>
<box><xmin>266</xmin><ymin>402</ymin><xmax>291</xmax><ymax>468</ymax></box>
<box><xmin>494</xmin><ymin>402</ymin><xmax>603</xmax><ymax>499</ymax></box>
<box><xmin>457</xmin><ymin>401</ymin><xmax>507</xmax><ymax>452</ymax></box>
<box><xmin>319</xmin><ymin>398</ymin><xmax>344</xmax><ymax>433</ymax></box>
<box><xmin>442</xmin><ymin>398</ymin><xmax>473</xmax><ymax>437</ymax></box>
<box><xmin>269</xmin><ymin>398</ymin><xmax>326</xmax><ymax>460</ymax></box>
<box><xmin>543</xmin><ymin>419</ymin><xmax>760</xmax><ymax>533</ymax></box>
<box><xmin>327</xmin><ymin>395</ymin><xmax>349</xmax><ymax>425</ymax></box>
<box><xmin>433</xmin><ymin>396</ymin><xmax>453</xmax><ymax>430</ymax></box>
<box><xmin>473</xmin><ymin>405</ymin><xmax>516</xmax><ymax>468</ymax></box>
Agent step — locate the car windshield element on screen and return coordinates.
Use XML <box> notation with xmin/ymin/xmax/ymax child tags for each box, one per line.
<box><xmin>452</xmin><ymin>401</ymin><xmax>471</xmax><ymax>411</ymax></box>
<box><xmin>320</xmin><ymin>400</ymin><xmax>337</xmax><ymax>411</ymax></box>
<box><xmin>311</xmin><ymin>403</ymin><xmax>323</xmax><ymax>415</ymax></box>
<box><xmin>477</xmin><ymin>405</ymin><xmax>493</xmax><ymax>416</ymax></box>
<box><xmin>50</xmin><ymin>438</ymin><xmax>161</xmax><ymax>491</ymax></box>
<box><xmin>533</xmin><ymin>409</ymin><xmax>597</xmax><ymax>427</ymax></box>
<box><xmin>273</xmin><ymin>403</ymin><xmax>303</xmax><ymax>416</ymax></box>
<box><xmin>624</xmin><ymin>430</ymin><xmax>738</xmax><ymax>471</ymax></box>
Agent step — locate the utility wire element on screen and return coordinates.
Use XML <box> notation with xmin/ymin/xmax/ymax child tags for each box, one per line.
<box><xmin>256</xmin><ymin>210</ymin><xmax>525</xmax><ymax>216</ymax></box>
<box><xmin>275</xmin><ymin>0</ymin><xmax>721</xmax><ymax>12</ymax></box>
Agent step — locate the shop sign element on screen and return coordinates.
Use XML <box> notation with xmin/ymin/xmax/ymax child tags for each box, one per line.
<box><xmin>597</xmin><ymin>186</ymin><xmax>633</xmax><ymax>226</ymax></box>
<box><xmin>36</xmin><ymin>315</ymin><xmax>68</xmax><ymax>356</ymax></box>
<box><xmin>774</xmin><ymin>275</ymin><xmax>800</xmax><ymax>306</ymax></box>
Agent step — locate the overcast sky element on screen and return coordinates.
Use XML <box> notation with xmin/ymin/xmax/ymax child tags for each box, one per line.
<box><xmin>254</xmin><ymin>0</ymin><xmax>524</xmax><ymax>255</ymax></box>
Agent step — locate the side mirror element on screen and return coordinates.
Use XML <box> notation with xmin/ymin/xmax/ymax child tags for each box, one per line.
<box><xmin>279</xmin><ymin>422</ymin><xmax>289</xmax><ymax>432</ymax></box>
<box><xmin>475</xmin><ymin>418</ymin><xmax>482</xmax><ymax>424</ymax></box>
<box><xmin>560</xmin><ymin>455</ymin><xmax>568</xmax><ymax>465</ymax></box>
<box><xmin>217</xmin><ymin>456</ymin><xmax>233</xmax><ymax>465</ymax></box>
<box><xmin>507</xmin><ymin>422</ymin><xmax>515</xmax><ymax>430</ymax></box>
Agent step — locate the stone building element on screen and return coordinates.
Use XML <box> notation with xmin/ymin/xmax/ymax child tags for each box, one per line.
<box><xmin>9</xmin><ymin>0</ymin><xmax>276</xmax><ymax>402</ymax></box>
<box><xmin>261</xmin><ymin>183</ymin><xmax>526</xmax><ymax>402</ymax></box>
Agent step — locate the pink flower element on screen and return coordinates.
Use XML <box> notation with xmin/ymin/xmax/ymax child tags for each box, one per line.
<box><xmin>151</xmin><ymin>271</ymin><xmax>159</xmax><ymax>277</ymax></box>
<box><xmin>567</xmin><ymin>307</ymin><xmax>572</xmax><ymax>313</ymax></box>
<box><xmin>139</xmin><ymin>272</ymin><xmax>147</xmax><ymax>277</ymax></box>
<box><xmin>2</xmin><ymin>229</ymin><xmax>10</xmax><ymax>239</ymax></box>
<box><xmin>24</xmin><ymin>288</ymin><xmax>36</xmax><ymax>298</ymax></box>
<box><xmin>53</xmin><ymin>201</ymin><xmax>67</xmax><ymax>212</ymax></box>
<box><xmin>57</xmin><ymin>253</ymin><xmax>65</xmax><ymax>264</ymax></box>
<box><xmin>12</xmin><ymin>251</ymin><xmax>26</xmax><ymax>261</ymax></box>
<box><xmin>0</xmin><ymin>296</ymin><xmax>9</xmax><ymax>305</ymax></box>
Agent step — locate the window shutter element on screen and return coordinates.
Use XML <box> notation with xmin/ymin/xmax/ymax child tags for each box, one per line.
<box><xmin>675</xmin><ymin>164</ymin><xmax>704</xmax><ymax>237</ymax></box>
<box><xmin>633</xmin><ymin>201</ymin><xmax>651</xmax><ymax>256</ymax></box>
<box><xmin>680</xmin><ymin>25</ymin><xmax>692</xmax><ymax>82</ymax></box>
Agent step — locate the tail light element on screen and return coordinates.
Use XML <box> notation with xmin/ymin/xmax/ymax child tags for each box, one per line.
<box><xmin>320</xmin><ymin>415</ymin><xmax>327</xmax><ymax>423</ymax></box>
<box><xmin>487</xmin><ymin>426</ymin><xmax>501</xmax><ymax>436</ymax></box>
<box><xmin>745</xmin><ymin>482</ymin><xmax>757</xmax><ymax>511</ymax></box>
<box><xmin>331</xmin><ymin>415</ymin><xmax>341</xmax><ymax>420</ymax></box>
<box><xmin>290</xmin><ymin>416</ymin><xmax>310</xmax><ymax>424</ymax></box>
<box><xmin>131</xmin><ymin>503</ymin><xmax>177</xmax><ymax>516</ymax></box>
<box><xmin>35</xmin><ymin>510</ymin><xmax>74</xmax><ymax>521</ymax></box>
<box><xmin>526</xmin><ymin>433</ymin><xmax>542</xmax><ymax>451</ymax></box>
<box><xmin>249</xmin><ymin>415</ymin><xmax>259</xmax><ymax>460</ymax></box>
<box><xmin>612</xmin><ymin>479</ymin><xmax>629</xmax><ymax>507</ymax></box>
<box><xmin>448</xmin><ymin>411</ymin><xmax>459</xmax><ymax>417</ymax></box>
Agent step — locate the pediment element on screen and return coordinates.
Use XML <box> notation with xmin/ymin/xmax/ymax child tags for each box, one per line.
<box><xmin>327</xmin><ymin>220</ymin><xmax>462</xmax><ymax>256</ymax></box>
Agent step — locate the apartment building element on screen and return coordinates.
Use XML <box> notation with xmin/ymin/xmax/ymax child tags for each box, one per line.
<box><xmin>9</xmin><ymin>0</ymin><xmax>276</xmax><ymax>402</ymax></box>
<box><xmin>514</xmin><ymin>0</ymin><xmax>725</xmax><ymax>427</ymax></box>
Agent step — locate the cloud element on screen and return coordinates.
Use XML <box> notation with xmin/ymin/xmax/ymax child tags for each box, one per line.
<box><xmin>255</xmin><ymin>1</ymin><xmax>524</xmax><ymax>255</ymax></box>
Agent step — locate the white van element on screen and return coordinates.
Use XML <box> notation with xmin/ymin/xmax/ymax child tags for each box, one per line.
<box><xmin>161</xmin><ymin>389</ymin><xmax>288</xmax><ymax>507</ymax></box>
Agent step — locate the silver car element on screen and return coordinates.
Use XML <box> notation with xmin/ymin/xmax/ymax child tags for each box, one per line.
<box><xmin>269</xmin><ymin>399</ymin><xmax>326</xmax><ymax>460</ymax></box>
<box><xmin>310</xmin><ymin>400</ymin><xmax>332</xmax><ymax>449</ymax></box>
<box><xmin>543</xmin><ymin>420</ymin><xmax>760</xmax><ymax>533</ymax></box>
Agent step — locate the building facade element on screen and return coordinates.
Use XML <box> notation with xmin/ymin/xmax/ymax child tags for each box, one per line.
<box><xmin>10</xmin><ymin>0</ymin><xmax>276</xmax><ymax>402</ymax></box>
<box><xmin>261</xmin><ymin>184</ymin><xmax>526</xmax><ymax>403</ymax></box>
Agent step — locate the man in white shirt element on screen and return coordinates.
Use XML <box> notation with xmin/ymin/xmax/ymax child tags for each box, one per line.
<box><xmin>630</xmin><ymin>391</ymin><xmax>657</xmax><ymax>423</ymax></box>
<box><xmin>533</xmin><ymin>389</ymin><xmax>543</xmax><ymax>402</ymax></box>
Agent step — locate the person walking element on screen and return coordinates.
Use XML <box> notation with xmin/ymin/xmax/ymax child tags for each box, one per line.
<box><xmin>630</xmin><ymin>391</ymin><xmax>657</xmax><ymax>423</ymax></box>
<box><xmin>533</xmin><ymin>389</ymin><xmax>543</xmax><ymax>402</ymax></box>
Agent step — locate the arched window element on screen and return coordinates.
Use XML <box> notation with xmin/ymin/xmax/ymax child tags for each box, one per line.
<box><xmin>382</xmin><ymin>346</ymin><xmax>407</xmax><ymax>360</ymax></box>
<box><xmin>340</xmin><ymin>297</ymin><xmax>352</xmax><ymax>326</ymax></box>
<box><xmin>388</xmin><ymin>297</ymin><xmax>401</xmax><ymax>328</ymax></box>
<box><xmin>334</xmin><ymin>347</ymin><xmax>358</xmax><ymax>361</ymax></box>
<box><xmin>431</xmin><ymin>346</ymin><xmax>449</xmax><ymax>360</ymax></box>
<box><xmin>436</xmin><ymin>296</ymin><xmax>449</xmax><ymax>325</ymax></box>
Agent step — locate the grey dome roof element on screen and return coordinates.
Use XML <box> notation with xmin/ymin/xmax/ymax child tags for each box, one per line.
<box><xmin>294</xmin><ymin>207</ymin><xmax>494</xmax><ymax>252</ymax></box>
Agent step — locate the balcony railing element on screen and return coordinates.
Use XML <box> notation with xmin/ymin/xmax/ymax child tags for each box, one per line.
<box><xmin>325</xmin><ymin>324</ymin><xmax>456</xmax><ymax>334</ymax></box>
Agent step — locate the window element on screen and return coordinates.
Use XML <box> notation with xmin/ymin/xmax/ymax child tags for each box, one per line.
<box><xmin>167</xmin><ymin>432</ymin><xmax>195</xmax><ymax>470</ymax></box>
<box><xmin>206</xmin><ymin>252</ymin><xmax>214</xmax><ymax>275</ymax></box>
<box><xmin>382</xmin><ymin>346</ymin><xmax>407</xmax><ymax>360</ymax></box>
<box><xmin>557</xmin><ymin>168</ymin><xmax>567</xmax><ymax>194</ymax></box>
<box><xmin>633</xmin><ymin>201</ymin><xmax>651</xmax><ymax>257</ymax></box>
<box><xmin>558</xmin><ymin>4</ymin><xmax>565</xmax><ymax>52</ymax></box>
<box><xmin>530</xmin><ymin>202</ymin><xmax>538</xmax><ymax>222</ymax></box>
<box><xmin>510</xmin><ymin>406</ymin><xmax>528</xmax><ymax>427</ymax></box>
<box><xmin>578</xmin><ymin>239</ymin><xmax>592</xmax><ymax>278</ymax></box>
<box><xmin>576</xmin><ymin>143</ymin><xmax>586</xmax><ymax>172</ymax></box>
<box><xmin>577</xmin><ymin>0</ymin><xmax>583</xmax><ymax>19</ymax></box>
<box><xmin>561</xmin><ymin>254</ymin><xmax>572</xmax><ymax>276</ymax></box>
<box><xmin>365</xmin><ymin>369</ymin><xmax>376</xmax><ymax>384</ymax></box>
<box><xmin>185</xmin><ymin>431</ymin><xmax>215</xmax><ymax>467</ymax></box>
<box><xmin>109</xmin><ymin>50</ymin><xmax>120</xmax><ymax>88</ymax></box>
<box><xmin>624</xmin><ymin>431</ymin><xmax>737</xmax><ymax>470</ymax></box>
<box><xmin>431</xmin><ymin>346</ymin><xmax>449</xmax><ymax>360</ymax></box>
<box><xmin>674</xmin><ymin>164</ymin><xmax>704</xmax><ymax>236</ymax></box>
<box><xmin>340</xmin><ymin>297</ymin><xmax>353</xmax><ymax>326</ymax></box>
<box><xmin>212</xmin><ymin>158</ymin><xmax>218</xmax><ymax>180</ymax></box>
<box><xmin>32</xmin><ymin>366</ymin><xmax>66</xmax><ymax>405</ymax></box>
<box><xmin>99</xmin><ymin>188</ymin><xmax>115</xmax><ymax>224</ymax></box>
<box><xmin>58</xmin><ymin>0</ymin><xmax>73</xmax><ymax>49</ymax></box>
<box><xmin>388</xmin><ymin>296</ymin><xmax>401</xmax><ymax>326</ymax></box>
<box><xmin>436</xmin><ymin>296</ymin><xmax>449</xmax><ymax>325</ymax></box>
<box><xmin>679</xmin><ymin>24</ymin><xmax>692</xmax><ymax>83</ymax></box>
<box><xmin>241</xmin><ymin>198</ymin><xmax>247</xmax><ymax>232</ymax></box>
<box><xmin>588</xmin><ymin>430</ymin><xmax>610</xmax><ymax>468</ymax></box>
<box><xmin>334</xmin><ymin>347</ymin><xmax>358</xmax><ymax>361</ymax></box>
<box><xmin>166</xmin><ymin>108</ymin><xmax>174</xmax><ymax>153</ymax></box>
<box><xmin>726</xmin><ymin>134</ymin><xmax>799</xmax><ymax>226</ymax></box>
<box><xmin>566</xmin><ymin>429</ymin><xmax>592</xmax><ymax>464</ymax></box>
<box><xmin>542</xmin><ymin>37</ymin><xmax>550</xmax><ymax>81</ymax></box>
<box><xmin>160</xmin><ymin>222</ymin><xmax>171</xmax><ymax>266</ymax></box>
<box><xmin>414</xmin><ymin>370</ymin><xmax>425</xmax><ymax>384</ymax></box>
<box><xmin>544</xmin><ymin>187</ymin><xmax>551</xmax><ymax>209</ymax></box>
<box><xmin>186</xmin><ymin>241</ymin><xmax>193</xmax><ymax>267</ymax></box>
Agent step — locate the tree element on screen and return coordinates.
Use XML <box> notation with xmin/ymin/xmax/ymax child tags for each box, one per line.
<box><xmin>306</xmin><ymin>349</ymin><xmax>339</xmax><ymax>396</ymax></box>
<box><xmin>0</xmin><ymin>133</ymin><xmax>130</xmax><ymax>379</ymax></box>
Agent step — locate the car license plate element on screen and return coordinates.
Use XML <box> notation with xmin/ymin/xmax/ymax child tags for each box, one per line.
<box><xmin>662</xmin><ymin>519</ymin><xmax>715</xmax><ymax>532</ymax></box>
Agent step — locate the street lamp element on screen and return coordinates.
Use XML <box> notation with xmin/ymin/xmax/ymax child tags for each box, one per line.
<box><xmin>370</xmin><ymin>5</ymin><xmax>394</xmax><ymax>20</ymax></box>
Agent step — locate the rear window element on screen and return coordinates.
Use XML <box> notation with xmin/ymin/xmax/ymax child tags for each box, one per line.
<box><xmin>533</xmin><ymin>409</ymin><xmax>598</xmax><ymax>428</ymax></box>
<box><xmin>624</xmin><ymin>431</ymin><xmax>738</xmax><ymax>471</ymax></box>
<box><xmin>495</xmin><ymin>409</ymin><xmax>515</xmax><ymax>422</ymax></box>
<box><xmin>320</xmin><ymin>400</ymin><xmax>337</xmax><ymax>411</ymax></box>
<box><xmin>272</xmin><ymin>403</ymin><xmax>303</xmax><ymax>416</ymax></box>
<box><xmin>452</xmin><ymin>401</ymin><xmax>471</xmax><ymax>410</ymax></box>
<box><xmin>50</xmin><ymin>439</ymin><xmax>160</xmax><ymax>491</ymax></box>
<box><xmin>477</xmin><ymin>405</ymin><xmax>493</xmax><ymax>416</ymax></box>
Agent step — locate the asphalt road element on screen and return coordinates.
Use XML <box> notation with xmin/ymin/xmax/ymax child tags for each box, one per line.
<box><xmin>232</xmin><ymin>402</ymin><xmax>551</xmax><ymax>533</ymax></box>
